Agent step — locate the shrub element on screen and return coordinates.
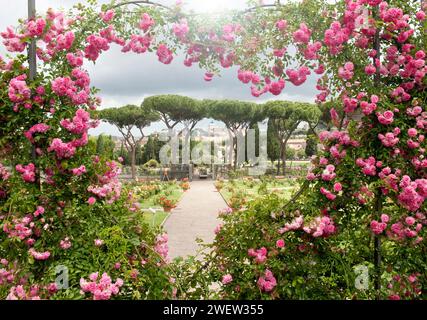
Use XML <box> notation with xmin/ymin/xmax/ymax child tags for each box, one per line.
<box><xmin>228</xmin><ymin>193</ymin><xmax>247</xmax><ymax>211</ymax></box>
<box><xmin>143</xmin><ymin>159</ymin><xmax>160</xmax><ymax>169</ymax></box>
<box><xmin>157</xmin><ymin>197</ymin><xmax>177</xmax><ymax>210</ymax></box>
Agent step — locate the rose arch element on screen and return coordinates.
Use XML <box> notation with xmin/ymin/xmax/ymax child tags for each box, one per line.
<box><xmin>0</xmin><ymin>0</ymin><xmax>426</xmax><ymax>300</ymax></box>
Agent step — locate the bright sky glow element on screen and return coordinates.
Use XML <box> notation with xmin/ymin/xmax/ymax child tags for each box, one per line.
<box><xmin>184</xmin><ymin>0</ymin><xmax>249</xmax><ymax>13</ymax></box>
<box><xmin>183</xmin><ymin>0</ymin><xmax>337</xmax><ymax>14</ymax></box>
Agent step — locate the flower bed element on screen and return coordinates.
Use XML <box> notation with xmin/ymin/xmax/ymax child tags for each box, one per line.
<box><xmin>130</xmin><ymin>180</ymin><xmax>183</xmax><ymax>227</ymax></box>
<box><xmin>218</xmin><ymin>177</ymin><xmax>299</xmax><ymax>206</ymax></box>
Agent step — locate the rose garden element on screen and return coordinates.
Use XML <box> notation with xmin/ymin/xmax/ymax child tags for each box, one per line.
<box><xmin>0</xmin><ymin>0</ymin><xmax>426</xmax><ymax>300</ymax></box>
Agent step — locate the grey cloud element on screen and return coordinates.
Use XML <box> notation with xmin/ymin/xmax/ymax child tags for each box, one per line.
<box><xmin>87</xmin><ymin>46</ymin><xmax>319</xmax><ymax>105</ymax></box>
<box><xmin>2</xmin><ymin>0</ymin><xmax>319</xmax><ymax>136</ymax></box>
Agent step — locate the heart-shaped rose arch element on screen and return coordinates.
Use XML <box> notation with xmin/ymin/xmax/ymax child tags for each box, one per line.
<box><xmin>0</xmin><ymin>0</ymin><xmax>426</xmax><ymax>300</ymax></box>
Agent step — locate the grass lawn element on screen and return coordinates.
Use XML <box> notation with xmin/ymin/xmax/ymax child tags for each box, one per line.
<box><xmin>139</xmin><ymin>187</ymin><xmax>183</xmax><ymax>209</ymax></box>
<box><xmin>142</xmin><ymin>211</ymin><xmax>169</xmax><ymax>228</ymax></box>
<box><xmin>218</xmin><ymin>177</ymin><xmax>299</xmax><ymax>205</ymax></box>
<box><xmin>270</xmin><ymin>160</ymin><xmax>310</xmax><ymax>167</ymax></box>
<box><xmin>131</xmin><ymin>181</ymin><xmax>185</xmax><ymax>228</ymax></box>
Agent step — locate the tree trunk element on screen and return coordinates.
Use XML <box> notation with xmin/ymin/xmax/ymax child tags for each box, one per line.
<box><xmin>276</xmin><ymin>157</ymin><xmax>281</xmax><ymax>175</ymax></box>
<box><xmin>281</xmin><ymin>143</ymin><xmax>287</xmax><ymax>176</ymax></box>
<box><xmin>130</xmin><ymin>146</ymin><xmax>136</xmax><ymax>180</ymax></box>
<box><xmin>233</xmin><ymin>137</ymin><xmax>238</xmax><ymax>170</ymax></box>
<box><xmin>182</xmin><ymin>131</ymin><xmax>191</xmax><ymax>165</ymax></box>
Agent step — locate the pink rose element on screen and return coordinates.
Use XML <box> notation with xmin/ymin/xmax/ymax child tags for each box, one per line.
<box><xmin>276</xmin><ymin>239</ymin><xmax>285</xmax><ymax>248</ymax></box>
<box><xmin>221</xmin><ymin>274</ymin><xmax>233</xmax><ymax>285</ymax></box>
<box><xmin>333</xmin><ymin>183</ymin><xmax>343</xmax><ymax>192</ymax></box>
<box><xmin>408</xmin><ymin>128</ymin><xmax>417</xmax><ymax>137</ymax></box>
<box><xmin>88</xmin><ymin>197</ymin><xmax>96</xmax><ymax>205</ymax></box>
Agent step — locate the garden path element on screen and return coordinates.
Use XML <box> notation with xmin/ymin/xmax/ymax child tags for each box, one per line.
<box><xmin>163</xmin><ymin>180</ymin><xmax>226</xmax><ymax>259</ymax></box>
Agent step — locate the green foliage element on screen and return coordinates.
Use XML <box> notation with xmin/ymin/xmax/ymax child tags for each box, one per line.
<box><xmin>143</xmin><ymin>159</ymin><xmax>160</xmax><ymax>168</ymax></box>
<box><xmin>99</xmin><ymin>105</ymin><xmax>158</xmax><ymax>178</ymax></box>
<box><xmin>204</xmin><ymin>99</ymin><xmax>261</xmax><ymax>130</ymax></box>
<box><xmin>0</xmin><ymin>182</ymin><xmax>176</xmax><ymax>300</ymax></box>
<box><xmin>96</xmin><ymin>134</ymin><xmax>115</xmax><ymax>159</ymax></box>
<box><xmin>193</xmin><ymin>190</ymin><xmax>421</xmax><ymax>299</ymax></box>
<box><xmin>257</xmin><ymin>181</ymin><xmax>268</xmax><ymax>195</ymax></box>
<box><xmin>285</xmin><ymin>148</ymin><xmax>296</xmax><ymax>160</ymax></box>
<box><xmin>267</xmin><ymin>118</ymin><xmax>281</xmax><ymax>163</ymax></box>
<box><xmin>141</xmin><ymin>134</ymin><xmax>165</xmax><ymax>164</ymax></box>
<box><xmin>264</xmin><ymin>101</ymin><xmax>320</xmax><ymax>174</ymax></box>
<box><xmin>99</xmin><ymin>105</ymin><xmax>159</xmax><ymax>129</ymax></box>
<box><xmin>204</xmin><ymin>100</ymin><xmax>264</xmax><ymax>168</ymax></box>
<box><xmin>305</xmin><ymin>135</ymin><xmax>318</xmax><ymax>158</ymax></box>
<box><xmin>142</xmin><ymin>95</ymin><xmax>202</xmax><ymax>129</ymax></box>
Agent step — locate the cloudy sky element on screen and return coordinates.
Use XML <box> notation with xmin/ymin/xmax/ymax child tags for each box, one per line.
<box><xmin>0</xmin><ymin>0</ymin><xmax>319</xmax><ymax>136</ymax></box>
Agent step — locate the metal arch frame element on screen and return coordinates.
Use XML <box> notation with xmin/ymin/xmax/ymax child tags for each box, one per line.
<box><xmin>109</xmin><ymin>0</ymin><xmax>174</xmax><ymax>11</ymax></box>
<box><xmin>108</xmin><ymin>0</ymin><xmax>283</xmax><ymax>14</ymax></box>
<box><xmin>28</xmin><ymin>0</ymin><xmax>36</xmax><ymax>80</ymax></box>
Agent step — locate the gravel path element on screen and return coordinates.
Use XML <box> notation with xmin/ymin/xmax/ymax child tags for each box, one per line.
<box><xmin>163</xmin><ymin>180</ymin><xmax>226</xmax><ymax>259</ymax></box>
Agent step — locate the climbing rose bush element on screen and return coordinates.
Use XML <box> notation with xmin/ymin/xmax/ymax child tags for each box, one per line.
<box><xmin>189</xmin><ymin>0</ymin><xmax>426</xmax><ymax>300</ymax></box>
<box><xmin>80</xmin><ymin>272</ymin><xmax>123</xmax><ymax>300</ymax></box>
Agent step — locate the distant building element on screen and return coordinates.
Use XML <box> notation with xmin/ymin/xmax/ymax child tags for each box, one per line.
<box><xmin>107</xmin><ymin>135</ymin><xmax>149</xmax><ymax>151</ymax></box>
<box><xmin>109</xmin><ymin>136</ymin><xmax>123</xmax><ymax>150</ymax></box>
<box><xmin>193</xmin><ymin>125</ymin><xmax>229</xmax><ymax>144</ymax></box>
<box><xmin>287</xmin><ymin>138</ymin><xmax>306</xmax><ymax>151</ymax></box>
